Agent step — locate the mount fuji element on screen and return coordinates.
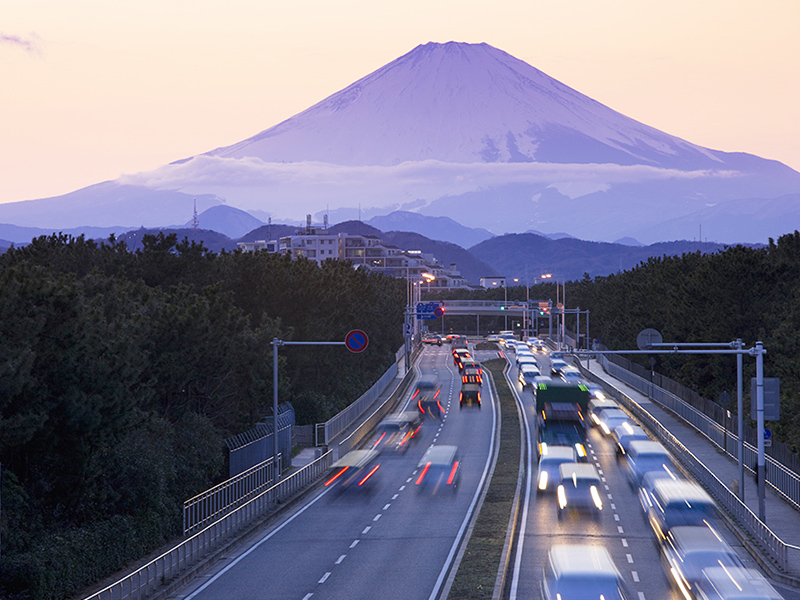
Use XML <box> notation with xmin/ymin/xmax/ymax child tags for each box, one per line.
<box><xmin>2</xmin><ymin>41</ymin><xmax>799</xmax><ymax>244</ymax></box>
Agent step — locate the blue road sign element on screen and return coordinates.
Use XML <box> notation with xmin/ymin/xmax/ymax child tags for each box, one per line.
<box><xmin>345</xmin><ymin>329</ymin><xmax>369</xmax><ymax>353</ymax></box>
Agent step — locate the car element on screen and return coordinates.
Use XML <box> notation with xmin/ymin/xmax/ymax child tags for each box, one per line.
<box><xmin>542</xmin><ymin>544</ymin><xmax>631</xmax><ymax>600</ymax></box>
<box><xmin>515</xmin><ymin>349</ymin><xmax>535</xmax><ymax>363</ymax></box>
<box><xmin>324</xmin><ymin>449</ymin><xmax>381</xmax><ymax>490</ymax></box>
<box><xmin>537</xmin><ymin>445</ymin><xmax>577</xmax><ymax>493</ymax></box>
<box><xmin>550</xmin><ymin>358</ymin><xmax>569</xmax><ymax>375</ymax></box>
<box><xmin>613</xmin><ymin>422</ymin><xmax>650</xmax><ymax>456</ymax></box>
<box><xmin>518</xmin><ymin>365</ymin><xmax>541</xmax><ymax>388</ymax></box>
<box><xmin>625</xmin><ymin>440</ymin><xmax>673</xmax><ymax>488</ymax></box>
<box><xmin>422</xmin><ymin>333</ymin><xmax>442</xmax><ymax>345</ymax></box>
<box><xmin>596</xmin><ymin>408</ymin><xmax>631</xmax><ymax>436</ymax></box>
<box><xmin>644</xmin><ymin>478</ymin><xmax>717</xmax><ymax>541</ymax></box>
<box><xmin>453</xmin><ymin>348</ymin><xmax>472</xmax><ymax>370</ymax></box>
<box><xmin>588</xmin><ymin>398</ymin><xmax>620</xmax><ymax>426</ymax></box>
<box><xmin>585</xmin><ymin>382</ymin><xmax>606</xmax><ymax>399</ymax></box>
<box><xmin>372</xmin><ymin>411</ymin><xmax>422</xmax><ymax>454</ymax></box>
<box><xmin>694</xmin><ymin>566</ymin><xmax>785</xmax><ymax>600</ymax></box>
<box><xmin>556</xmin><ymin>462</ymin><xmax>604</xmax><ymax>518</ymax></box>
<box><xmin>661</xmin><ymin>525</ymin><xmax>744</xmax><ymax>598</ymax></box>
<box><xmin>460</xmin><ymin>373</ymin><xmax>481</xmax><ymax>407</ymax></box>
<box><xmin>517</xmin><ymin>356</ymin><xmax>539</xmax><ymax>370</ymax></box>
<box><xmin>462</xmin><ymin>360</ymin><xmax>483</xmax><ymax>383</ymax></box>
<box><xmin>559</xmin><ymin>367</ymin><xmax>583</xmax><ymax>384</ymax></box>
<box><xmin>415</xmin><ymin>445</ymin><xmax>460</xmax><ymax>491</ymax></box>
<box><xmin>413</xmin><ymin>377</ymin><xmax>444</xmax><ymax>419</ymax></box>
<box><xmin>638</xmin><ymin>466</ymin><xmax>683</xmax><ymax>514</ymax></box>
<box><xmin>527</xmin><ymin>338</ymin><xmax>546</xmax><ymax>352</ymax></box>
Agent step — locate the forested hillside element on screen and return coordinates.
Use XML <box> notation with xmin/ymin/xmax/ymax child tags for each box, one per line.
<box><xmin>0</xmin><ymin>233</ymin><xmax>404</xmax><ymax>600</ymax></box>
<box><xmin>430</xmin><ymin>231</ymin><xmax>800</xmax><ymax>454</ymax></box>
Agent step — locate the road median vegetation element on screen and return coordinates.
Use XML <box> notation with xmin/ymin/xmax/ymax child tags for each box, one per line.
<box><xmin>447</xmin><ymin>358</ymin><xmax>521</xmax><ymax>599</ymax></box>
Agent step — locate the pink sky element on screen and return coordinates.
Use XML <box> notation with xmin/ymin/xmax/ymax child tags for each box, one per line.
<box><xmin>2</xmin><ymin>0</ymin><xmax>798</xmax><ymax>205</ymax></box>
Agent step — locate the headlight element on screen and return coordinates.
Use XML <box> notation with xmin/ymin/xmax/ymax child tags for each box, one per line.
<box><xmin>590</xmin><ymin>485</ymin><xmax>603</xmax><ymax>510</ymax></box>
<box><xmin>575</xmin><ymin>443</ymin><xmax>586</xmax><ymax>458</ymax></box>
<box><xmin>600</xmin><ymin>422</ymin><xmax>611</xmax><ymax>435</ymax></box>
<box><xmin>538</xmin><ymin>471</ymin><xmax>548</xmax><ymax>490</ymax></box>
<box><xmin>557</xmin><ymin>485</ymin><xmax>567</xmax><ymax>509</ymax></box>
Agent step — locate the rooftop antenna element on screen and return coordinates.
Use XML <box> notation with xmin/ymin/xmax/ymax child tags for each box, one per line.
<box><xmin>192</xmin><ymin>198</ymin><xmax>199</xmax><ymax>230</ymax></box>
<box><xmin>268</xmin><ymin>216</ymin><xmax>272</xmax><ymax>243</ymax></box>
<box><xmin>306</xmin><ymin>214</ymin><xmax>312</xmax><ymax>234</ymax></box>
<box><xmin>324</xmin><ymin>213</ymin><xmax>329</xmax><ymax>230</ymax></box>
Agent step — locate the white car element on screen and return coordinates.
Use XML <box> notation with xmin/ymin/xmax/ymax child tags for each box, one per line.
<box><xmin>596</xmin><ymin>408</ymin><xmax>631</xmax><ymax>436</ymax></box>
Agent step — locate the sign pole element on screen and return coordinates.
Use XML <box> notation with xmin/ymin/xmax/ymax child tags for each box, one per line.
<box><xmin>736</xmin><ymin>339</ymin><xmax>744</xmax><ymax>501</ymax></box>
<box><xmin>272</xmin><ymin>337</ymin><xmax>280</xmax><ymax>482</ymax></box>
<box><xmin>756</xmin><ymin>341</ymin><xmax>766</xmax><ymax>521</ymax></box>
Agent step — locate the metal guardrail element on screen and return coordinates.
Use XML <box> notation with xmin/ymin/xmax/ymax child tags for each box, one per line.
<box><xmin>83</xmin><ymin>450</ymin><xmax>334</xmax><ymax>600</ymax></box>
<box><xmin>316</xmin><ymin>357</ymin><xmax>400</xmax><ymax>446</ymax></box>
<box><xmin>600</xmin><ymin>357</ymin><xmax>800</xmax><ymax>511</ymax></box>
<box><xmin>579</xmin><ymin>358</ymin><xmax>799</xmax><ymax>573</ymax></box>
<box><xmin>183</xmin><ymin>455</ymin><xmax>278</xmax><ymax>535</ymax></box>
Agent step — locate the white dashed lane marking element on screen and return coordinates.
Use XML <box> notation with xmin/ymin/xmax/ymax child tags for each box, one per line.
<box><xmin>349</xmin><ymin>540</ymin><xmax>359</xmax><ymax>548</ymax></box>
<box><xmin>318</xmin><ymin>572</ymin><xmax>331</xmax><ymax>584</ymax></box>
<box><xmin>335</xmin><ymin>555</ymin><xmax>346</xmax><ymax>565</ymax></box>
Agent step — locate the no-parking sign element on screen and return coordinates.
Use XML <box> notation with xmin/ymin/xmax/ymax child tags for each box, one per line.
<box><xmin>344</xmin><ymin>329</ymin><xmax>369</xmax><ymax>353</ymax></box>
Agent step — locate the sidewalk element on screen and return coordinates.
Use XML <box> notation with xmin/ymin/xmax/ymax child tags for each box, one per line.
<box><xmin>584</xmin><ymin>358</ymin><xmax>800</xmax><ymax>585</ymax></box>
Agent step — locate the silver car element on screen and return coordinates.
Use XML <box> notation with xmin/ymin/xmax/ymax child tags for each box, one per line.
<box><xmin>542</xmin><ymin>544</ymin><xmax>631</xmax><ymax>600</ymax></box>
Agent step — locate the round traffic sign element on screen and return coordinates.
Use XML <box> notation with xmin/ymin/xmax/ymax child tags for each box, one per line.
<box><xmin>345</xmin><ymin>329</ymin><xmax>369</xmax><ymax>353</ymax></box>
<box><xmin>637</xmin><ymin>328</ymin><xmax>663</xmax><ymax>350</ymax></box>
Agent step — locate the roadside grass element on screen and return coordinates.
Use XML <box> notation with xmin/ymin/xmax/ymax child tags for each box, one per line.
<box><xmin>447</xmin><ymin>358</ymin><xmax>521</xmax><ymax>599</ymax></box>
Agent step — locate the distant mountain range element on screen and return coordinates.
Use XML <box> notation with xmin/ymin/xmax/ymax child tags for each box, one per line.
<box><xmin>468</xmin><ymin>233</ymin><xmax>733</xmax><ymax>282</ymax></box>
<box><xmin>0</xmin><ymin>41</ymin><xmax>797</xmax><ymax>245</ymax></box>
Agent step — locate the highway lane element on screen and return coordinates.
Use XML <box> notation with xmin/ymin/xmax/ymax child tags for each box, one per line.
<box><xmin>505</xmin><ymin>348</ymin><xmax>768</xmax><ymax>600</ymax></box>
<box><xmin>169</xmin><ymin>343</ymin><xmax>496</xmax><ymax>600</ymax></box>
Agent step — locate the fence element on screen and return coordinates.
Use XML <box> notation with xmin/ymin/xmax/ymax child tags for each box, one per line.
<box><xmin>182</xmin><ymin>455</ymin><xmax>279</xmax><ymax>535</ymax></box>
<box><xmin>225</xmin><ymin>403</ymin><xmax>294</xmax><ymax>477</ymax></box>
<box><xmin>314</xmin><ymin>345</ymin><xmax>410</xmax><ymax>447</ymax></box>
<box><xmin>599</xmin><ymin>356</ymin><xmax>800</xmax><ymax>512</ymax></box>
<box><xmin>83</xmin><ymin>451</ymin><xmax>334</xmax><ymax>600</ymax></box>
<box><xmin>578</xmin><ymin>357</ymin><xmax>800</xmax><ymax>572</ymax></box>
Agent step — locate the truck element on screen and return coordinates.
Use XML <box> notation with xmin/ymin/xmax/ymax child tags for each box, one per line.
<box><xmin>534</xmin><ymin>380</ymin><xmax>590</xmax><ymax>461</ymax></box>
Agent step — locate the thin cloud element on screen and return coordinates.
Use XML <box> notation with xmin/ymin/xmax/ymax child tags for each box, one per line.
<box><xmin>1</xmin><ymin>32</ymin><xmax>43</xmax><ymax>56</ymax></box>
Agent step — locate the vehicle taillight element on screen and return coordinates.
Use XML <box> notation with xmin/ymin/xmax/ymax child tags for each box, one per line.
<box><xmin>358</xmin><ymin>464</ymin><xmax>380</xmax><ymax>486</ymax></box>
<box><xmin>325</xmin><ymin>467</ymin><xmax>349</xmax><ymax>487</ymax></box>
<box><xmin>416</xmin><ymin>462</ymin><xmax>431</xmax><ymax>485</ymax></box>
<box><xmin>447</xmin><ymin>461</ymin><xmax>459</xmax><ymax>485</ymax></box>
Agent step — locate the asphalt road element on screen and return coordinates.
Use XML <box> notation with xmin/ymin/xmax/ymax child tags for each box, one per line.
<box><xmin>505</xmin><ymin>347</ymin><xmax>799</xmax><ymax>600</ymax></box>
<box><xmin>168</xmin><ymin>343</ymin><xmax>497</xmax><ymax>600</ymax></box>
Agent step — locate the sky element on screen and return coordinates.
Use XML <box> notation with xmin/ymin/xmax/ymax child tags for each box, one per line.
<box><xmin>2</xmin><ymin>0</ymin><xmax>799</xmax><ymax>206</ymax></box>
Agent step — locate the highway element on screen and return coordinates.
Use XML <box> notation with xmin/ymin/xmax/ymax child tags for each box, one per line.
<box><xmin>169</xmin><ymin>343</ymin><xmax>497</xmax><ymax>600</ymax></box>
<box><xmin>505</xmin><ymin>349</ymin><xmax>789</xmax><ymax>600</ymax></box>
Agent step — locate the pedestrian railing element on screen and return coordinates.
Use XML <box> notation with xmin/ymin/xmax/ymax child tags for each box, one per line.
<box><xmin>580</xmin><ymin>359</ymin><xmax>800</xmax><ymax>574</ymax></box>
<box><xmin>83</xmin><ymin>450</ymin><xmax>333</xmax><ymax>600</ymax></box>
<box><xmin>182</xmin><ymin>455</ymin><xmax>278</xmax><ymax>535</ymax></box>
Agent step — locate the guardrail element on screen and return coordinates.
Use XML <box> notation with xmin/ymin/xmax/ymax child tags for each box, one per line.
<box><xmin>578</xmin><ymin>359</ymin><xmax>799</xmax><ymax>573</ymax></box>
<box><xmin>599</xmin><ymin>357</ymin><xmax>800</xmax><ymax>512</ymax></box>
<box><xmin>83</xmin><ymin>451</ymin><xmax>333</xmax><ymax>600</ymax></box>
<box><xmin>183</xmin><ymin>455</ymin><xmax>278</xmax><ymax>535</ymax></box>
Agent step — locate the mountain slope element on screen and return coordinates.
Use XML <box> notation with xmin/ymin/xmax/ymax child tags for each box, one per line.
<box><xmin>469</xmin><ymin>233</ymin><xmax>730</xmax><ymax>281</ymax></box>
<box><xmin>1</xmin><ymin>42</ymin><xmax>797</xmax><ymax>245</ymax></box>
<box><xmin>366</xmin><ymin>211</ymin><xmax>494</xmax><ymax>247</ymax></box>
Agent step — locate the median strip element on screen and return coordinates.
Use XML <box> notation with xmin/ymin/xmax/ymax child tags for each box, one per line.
<box><xmin>447</xmin><ymin>358</ymin><xmax>522</xmax><ymax>600</ymax></box>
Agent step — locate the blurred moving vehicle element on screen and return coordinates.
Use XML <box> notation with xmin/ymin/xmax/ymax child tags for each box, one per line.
<box><xmin>588</xmin><ymin>397</ymin><xmax>620</xmax><ymax>426</ymax></box>
<box><xmin>556</xmin><ymin>462</ymin><xmax>604</xmax><ymax>519</ymax></box>
<box><xmin>324</xmin><ymin>449</ymin><xmax>380</xmax><ymax>491</ymax></box>
<box><xmin>518</xmin><ymin>365</ymin><xmax>541</xmax><ymax>389</ymax></box>
<box><xmin>542</xmin><ymin>544</ymin><xmax>631</xmax><ymax>600</ymax></box>
<box><xmin>695</xmin><ymin>566</ymin><xmax>785</xmax><ymax>600</ymax></box>
<box><xmin>613</xmin><ymin>422</ymin><xmax>650</xmax><ymax>456</ymax></box>
<box><xmin>372</xmin><ymin>411</ymin><xmax>422</xmax><ymax>454</ymax></box>
<box><xmin>413</xmin><ymin>377</ymin><xmax>444</xmax><ymax>419</ymax></box>
<box><xmin>527</xmin><ymin>338</ymin><xmax>546</xmax><ymax>352</ymax></box>
<box><xmin>643</xmin><ymin>478</ymin><xmax>717</xmax><ymax>541</ymax></box>
<box><xmin>625</xmin><ymin>439</ymin><xmax>673</xmax><ymax>487</ymax></box>
<box><xmin>550</xmin><ymin>358</ymin><xmax>569</xmax><ymax>375</ymax></box>
<box><xmin>537</xmin><ymin>445</ymin><xmax>577</xmax><ymax>493</ymax></box>
<box><xmin>422</xmin><ymin>333</ymin><xmax>442</xmax><ymax>346</ymax></box>
<box><xmin>460</xmin><ymin>373</ymin><xmax>482</xmax><ymax>408</ymax></box>
<box><xmin>560</xmin><ymin>366</ymin><xmax>583</xmax><ymax>384</ymax></box>
<box><xmin>596</xmin><ymin>408</ymin><xmax>631</xmax><ymax>436</ymax></box>
<box><xmin>661</xmin><ymin>525</ymin><xmax>744</xmax><ymax>599</ymax></box>
<box><xmin>415</xmin><ymin>445</ymin><xmax>460</xmax><ymax>492</ymax></box>
<box><xmin>453</xmin><ymin>348</ymin><xmax>472</xmax><ymax>370</ymax></box>
<box><xmin>535</xmin><ymin>381</ymin><xmax>589</xmax><ymax>460</ymax></box>
<box><xmin>462</xmin><ymin>360</ymin><xmax>483</xmax><ymax>383</ymax></box>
